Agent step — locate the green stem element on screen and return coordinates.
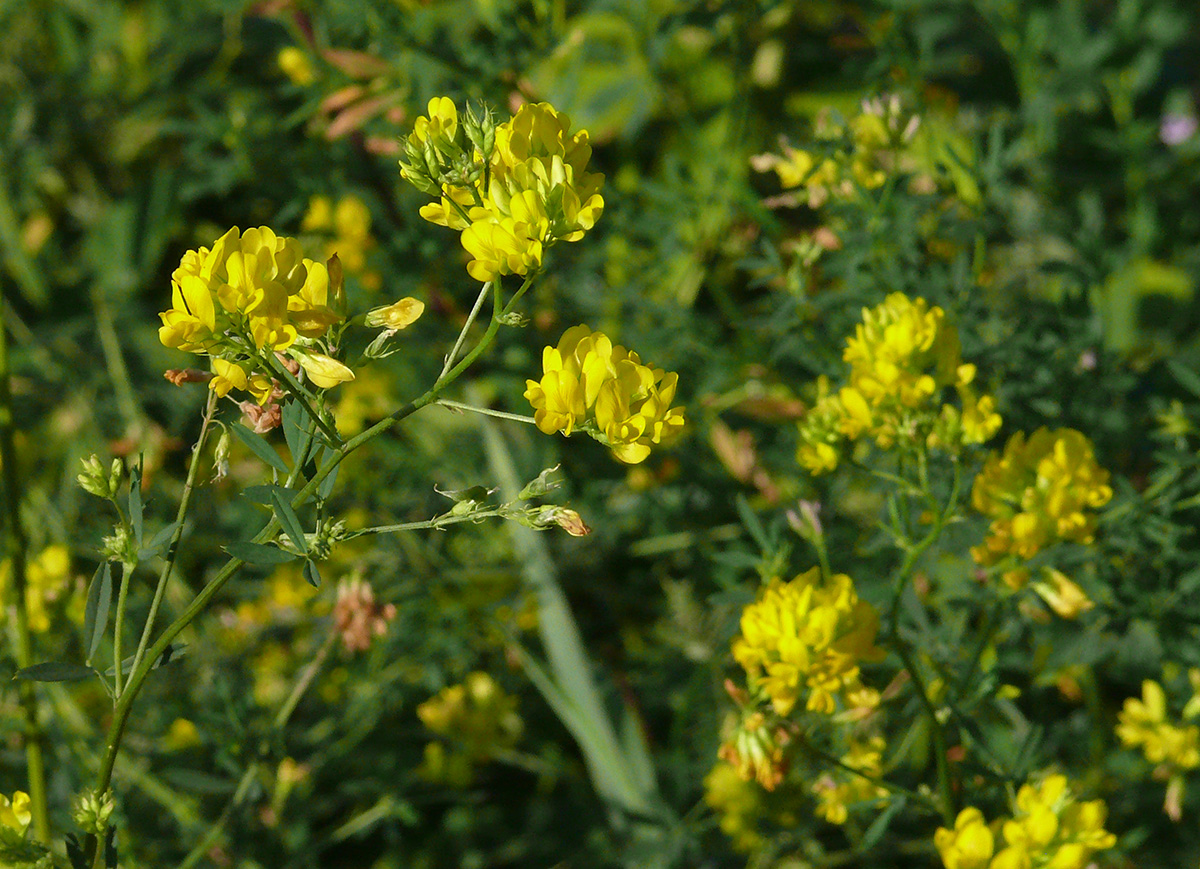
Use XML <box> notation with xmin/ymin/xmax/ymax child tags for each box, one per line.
<box><xmin>894</xmin><ymin>641</ymin><xmax>955</xmax><ymax>825</ymax></box>
<box><xmin>263</xmin><ymin>354</ymin><xmax>341</xmax><ymax>446</ymax></box>
<box><xmin>0</xmin><ymin>290</ymin><xmax>49</xmax><ymax>842</ymax></box>
<box><xmin>176</xmin><ymin>630</ymin><xmax>338</xmax><ymax>869</ymax></box>
<box><xmin>345</xmin><ymin>508</ymin><xmax>510</xmax><ymax>539</ymax></box>
<box><xmin>436</xmin><ymin>399</ymin><xmax>536</xmax><ymax>426</ymax></box>
<box><xmin>112</xmin><ymin>560</ymin><xmax>134</xmax><ymax>699</ymax></box>
<box><xmin>85</xmin><ymin>279</ymin><xmax>510</xmax><ymax>860</ymax></box>
<box><xmin>129</xmin><ymin>390</ymin><xmax>218</xmax><ymax>680</ymax></box>
<box><xmin>439</xmin><ymin>281</ymin><xmax>491</xmax><ymax>380</ymax></box>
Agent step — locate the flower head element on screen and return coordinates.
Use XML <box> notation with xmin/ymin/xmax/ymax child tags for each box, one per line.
<box><xmin>524</xmin><ymin>325</ymin><xmax>685</xmax><ymax>464</ymax></box>
<box><xmin>731</xmin><ymin>567</ymin><xmax>882</xmax><ymax>716</ymax></box>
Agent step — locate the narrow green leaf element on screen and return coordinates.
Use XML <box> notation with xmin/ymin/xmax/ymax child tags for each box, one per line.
<box><xmin>229</xmin><ymin>424</ymin><xmax>290</xmax><ymax>476</ymax></box>
<box><xmin>271</xmin><ymin>489</ymin><xmax>308</xmax><ymax>554</ymax></box>
<box><xmin>317</xmin><ymin>448</ymin><xmax>339</xmax><ymax>500</ymax></box>
<box><xmin>15</xmin><ymin>662</ymin><xmax>95</xmax><ymax>682</ymax></box>
<box><xmin>1168</xmin><ymin>359</ymin><xmax>1200</xmax><ymax>399</ymax></box>
<box><xmin>224</xmin><ymin>541</ymin><xmax>298</xmax><ymax>565</ymax></box>
<box><xmin>128</xmin><ymin>456</ymin><xmax>144</xmax><ymax>546</ymax></box>
<box><xmin>303</xmin><ymin>559</ymin><xmax>322</xmax><ymax>588</ymax></box>
<box><xmin>84</xmin><ymin>562</ymin><xmax>113</xmax><ymax>664</ymax></box>
<box><xmin>734</xmin><ymin>494</ymin><xmax>770</xmax><ymax>552</ymax></box>
<box><xmin>860</xmin><ymin>794</ymin><xmax>905</xmax><ymax>850</ymax></box>
<box><xmin>138</xmin><ymin>521</ymin><xmax>180</xmax><ymax>560</ymax></box>
<box><xmin>281</xmin><ymin>400</ymin><xmax>307</xmax><ymax>465</ymax></box>
<box><xmin>242</xmin><ymin>484</ymin><xmax>296</xmax><ymax>505</ymax></box>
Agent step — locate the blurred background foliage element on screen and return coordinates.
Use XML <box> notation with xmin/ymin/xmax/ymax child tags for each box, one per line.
<box><xmin>2</xmin><ymin>0</ymin><xmax>1200</xmax><ymax>866</ymax></box>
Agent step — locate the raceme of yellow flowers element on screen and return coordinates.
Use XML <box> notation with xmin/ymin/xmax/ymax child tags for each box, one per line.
<box><xmin>811</xmin><ymin>735</ymin><xmax>890</xmax><ymax>825</ymax></box>
<box><xmin>524</xmin><ymin>324</ymin><xmax>685</xmax><ymax>465</ymax></box>
<box><xmin>731</xmin><ymin>567</ymin><xmax>883</xmax><ymax>718</ymax></box>
<box><xmin>417</xmin><ymin>672</ymin><xmax>523</xmax><ymax>787</ymax></box>
<box><xmin>934</xmin><ymin>775</ymin><xmax>1116</xmax><ymax>869</ymax></box>
<box><xmin>797</xmin><ymin>293</ymin><xmax>1001</xmax><ymax>473</ymax></box>
<box><xmin>970</xmin><ymin>428</ymin><xmax>1113</xmax><ymax>576</ymax></box>
<box><xmin>1116</xmin><ymin>674</ymin><xmax>1200</xmax><ymax>820</ymax></box>
<box><xmin>400</xmin><ymin>97</ymin><xmax>604</xmax><ymax>282</ymax></box>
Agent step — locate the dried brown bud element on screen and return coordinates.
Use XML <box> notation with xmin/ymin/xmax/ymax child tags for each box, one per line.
<box><xmin>333</xmin><ymin>576</ymin><xmax>397</xmax><ymax>654</ymax></box>
<box><xmin>240</xmin><ymin>401</ymin><xmax>283</xmax><ymax>433</ymax></box>
<box><xmin>165</xmin><ymin>368</ymin><xmax>212</xmax><ymax>386</ymax></box>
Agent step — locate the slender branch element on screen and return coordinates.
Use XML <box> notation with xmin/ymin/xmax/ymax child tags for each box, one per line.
<box><xmin>112</xmin><ymin>560</ymin><xmax>133</xmax><ymax>698</ymax></box>
<box><xmin>129</xmin><ymin>390</ymin><xmax>218</xmax><ymax>679</ymax></box>
<box><xmin>0</xmin><ymin>290</ymin><xmax>49</xmax><ymax>842</ymax></box>
<box><xmin>262</xmin><ymin>353</ymin><xmax>341</xmax><ymax>445</ymax></box>
<box><xmin>345</xmin><ymin>507</ymin><xmax>510</xmax><ymax>539</ymax></box>
<box><xmin>85</xmin><ymin>279</ymin><xmax>511</xmax><ymax>862</ymax></box>
<box><xmin>436</xmin><ymin>399</ymin><xmax>536</xmax><ymax>425</ymax></box>
<box><xmin>439</xmin><ymin>281</ymin><xmax>491</xmax><ymax>380</ymax></box>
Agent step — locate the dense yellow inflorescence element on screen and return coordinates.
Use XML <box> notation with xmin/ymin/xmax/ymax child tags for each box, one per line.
<box><xmin>158</xmin><ymin>226</ymin><xmax>359</xmax><ymax>403</ymax></box>
<box><xmin>970</xmin><ymin>428</ymin><xmax>1112</xmax><ymax>570</ymax></box>
<box><xmin>401</xmin><ymin>98</ymin><xmax>604</xmax><ymax>282</ymax></box>
<box><xmin>731</xmin><ymin>567</ymin><xmax>882</xmax><ymax>717</ymax></box>
<box><xmin>1117</xmin><ymin>677</ymin><xmax>1200</xmax><ymax>770</ymax></box>
<box><xmin>797</xmin><ymin>293</ymin><xmax>1000</xmax><ymax>473</ymax></box>
<box><xmin>524</xmin><ymin>324</ymin><xmax>685</xmax><ymax>464</ymax></box>
<box><xmin>935</xmin><ymin>775</ymin><xmax>1116</xmax><ymax>869</ymax></box>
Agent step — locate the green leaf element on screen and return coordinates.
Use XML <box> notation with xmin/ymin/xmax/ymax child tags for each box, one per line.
<box><xmin>128</xmin><ymin>455</ymin><xmax>144</xmax><ymax>547</ymax></box>
<box><xmin>105</xmin><ymin>643</ymin><xmax>187</xmax><ymax>678</ymax></box>
<box><xmin>84</xmin><ymin>562</ymin><xmax>113</xmax><ymax>664</ymax></box>
<box><xmin>15</xmin><ymin>662</ymin><xmax>95</xmax><ymax>682</ymax></box>
<box><xmin>138</xmin><ymin>521</ymin><xmax>179</xmax><ymax>560</ymax></box>
<box><xmin>242</xmin><ymin>484</ymin><xmax>297</xmax><ymax>505</ymax></box>
<box><xmin>271</xmin><ymin>489</ymin><xmax>308</xmax><ymax>554</ymax></box>
<box><xmin>1168</xmin><ymin>359</ymin><xmax>1200</xmax><ymax>399</ymax></box>
<box><xmin>224</xmin><ymin>541</ymin><xmax>298</xmax><ymax>565</ymax></box>
<box><xmin>303</xmin><ymin>559</ymin><xmax>322</xmax><ymax>588</ymax></box>
<box><xmin>229</xmin><ymin>424</ymin><xmax>290</xmax><ymax>476</ymax></box>
<box><xmin>860</xmin><ymin>794</ymin><xmax>906</xmax><ymax>850</ymax></box>
<box><xmin>281</xmin><ymin>399</ymin><xmax>312</xmax><ymax>467</ymax></box>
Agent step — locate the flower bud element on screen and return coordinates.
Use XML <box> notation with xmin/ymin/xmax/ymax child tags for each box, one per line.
<box><xmin>72</xmin><ymin>789</ymin><xmax>115</xmax><ymax>836</ymax></box>
<box><xmin>531</xmin><ymin>506</ymin><xmax>590</xmax><ymax>537</ymax></box>
<box><xmin>296</xmin><ymin>352</ymin><xmax>355</xmax><ymax>389</ymax></box>
<box><xmin>101</xmin><ymin>525</ymin><xmax>138</xmax><ymax>565</ymax></box>
<box><xmin>212</xmin><ymin>428</ymin><xmax>232</xmax><ymax>482</ymax></box>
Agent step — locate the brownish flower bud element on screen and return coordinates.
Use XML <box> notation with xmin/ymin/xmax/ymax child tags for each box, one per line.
<box><xmin>333</xmin><ymin>576</ymin><xmax>397</xmax><ymax>653</ymax></box>
<box><xmin>165</xmin><ymin>368</ymin><xmax>212</xmax><ymax>386</ymax></box>
<box><xmin>240</xmin><ymin>401</ymin><xmax>283</xmax><ymax>433</ymax></box>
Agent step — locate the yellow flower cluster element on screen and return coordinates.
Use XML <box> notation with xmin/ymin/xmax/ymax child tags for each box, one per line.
<box><xmin>703</xmin><ymin>762</ymin><xmax>765</xmax><ymax>853</ymax></box>
<box><xmin>935</xmin><ymin>775</ymin><xmax>1116</xmax><ymax>869</ymax></box>
<box><xmin>0</xmin><ymin>545</ymin><xmax>72</xmax><ymax>633</ymax></box>
<box><xmin>401</xmin><ymin>98</ymin><xmax>604</xmax><ymax>282</ymax></box>
<box><xmin>752</xmin><ymin>97</ymin><xmax>920</xmax><ymax>208</ymax></box>
<box><xmin>811</xmin><ymin>735</ymin><xmax>890</xmax><ymax>824</ymax></box>
<box><xmin>158</xmin><ymin>226</ymin><xmax>355</xmax><ymax>402</ymax></box>
<box><xmin>301</xmin><ymin>195</ymin><xmax>380</xmax><ymax>291</ymax></box>
<box><xmin>524</xmin><ymin>324</ymin><xmax>685</xmax><ymax>464</ymax></box>
<box><xmin>0</xmin><ymin>791</ymin><xmax>30</xmax><ymax>845</ymax></box>
<box><xmin>1117</xmin><ymin>676</ymin><xmax>1200</xmax><ymax>771</ymax></box>
<box><xmin>417</xmin><ymin>672</ymin><xmax>523</xmax><ymax>787</ymax></box>
<box><xmin>970</xmin><ymin>428</ymin><xmax>1112</xmax><ymax>569</ymax></box>
<box><xmin>797</xmin><ymin>293</ymin><xmax>1000</xmax><ymax>473</ymax></box>
<box><xmin>731</xmin><ymin>567</ymin><xmax>882</xmax><ymax>717</ymax></box>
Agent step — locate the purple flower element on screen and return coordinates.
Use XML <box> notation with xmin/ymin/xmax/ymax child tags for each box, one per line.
<box><xmin>1160</xmin><ymin>113</ymin><xmax>1197</xmax><ymax>146</ymax></box>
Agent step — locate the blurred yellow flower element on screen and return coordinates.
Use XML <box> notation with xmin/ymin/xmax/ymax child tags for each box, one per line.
<box><xmin>0</xmin><ymin>545</ymin><xmax>72</xmax><ymax>633</ymax></box>
<box><xmin>812</xmin><ymin>735</ymin><xmax>890</xmax><ymax>824</ymax></box>
<box><xmin>1117</xmin><ymin>678</ymin><xmax>1200</xmax><ymax>772</ymax></box>
<box><xmin>971</xmin><ymin>428</ymin><xmax>1112</xmax><ymax>566</ymax></box>
<box><xmin>417</xmin><ymin>672</ymin><xmax>522</xmax><ymax>785</ymax></box>
<box><xmin>1032</xmin><ymin>568</ymin><xmax>1094</xmax><ymax>619</ymax></box>
<box><xmin>934</xmin><ymin>807</ymin><xmax>994</xmax><ymax>869</ymax></box>
<box><xmin>524</xmin><ymin>324</ymin><xmax>685</xmax><ymax>464</ymax></box>
<box><xmin>704</xmin><ymin>762</ymin><xmax>765</xmax><ymax>852</ymax></box>
<box><xmin>277</xmin><ymin>46</ymin><xmax>315</xmax><ymax>86</ymax></box>
<box><xmin>732</xmin><ymin>567</ymin><xmax>882</xmax><ymax>716</ymax></box>
<box><xmin>301</xmin><ymin>195</ymin><xmax>379</xmax><ymax>290</ymax></box>
<box><xmin>0</xmin><ymin>791</ymin><xmax>30</xmax><ymax>844</ymax></box>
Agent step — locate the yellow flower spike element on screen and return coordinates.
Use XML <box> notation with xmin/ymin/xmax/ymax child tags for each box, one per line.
<box><xmin>296</xmin><ymin>353</ymin><xmax>355</xmax><ymax>389</ymax></box>
<box><xmin>365</xmin><ymin>297</ymin><xmax>425</xmax><ymax>331</ymax></box>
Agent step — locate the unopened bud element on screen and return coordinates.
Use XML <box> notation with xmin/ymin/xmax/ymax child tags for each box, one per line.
<box><xmin>72</xmin><ymin>789</ymin><xmax>115</xmax><ymax>836</ymax></box>
<box><xmin>212</xmin><ymin>428</ymin><xmax>232</xmax><ymax>482</ymax></box>
<box><xmin>101</xmin><ymin>525</ymin><xmax>138</xmax><ymax>564</ymax></box>
<box><xmin>533</xmin><ymin>506</ymin><xmax>590</xmax><ymax>537</ymax></box>
<box><xmin>78</xmin><ymin>455</ymin><xmax>122</xmax><ymax>499</ymax></box>
<box><xmin>518</xmin><ymin>465</ymin><xmax>561</xmax><ymax>500</ymax></box>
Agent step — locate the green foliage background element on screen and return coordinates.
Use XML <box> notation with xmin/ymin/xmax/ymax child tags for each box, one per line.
<box><xmin>2</xmin><ymin>0</ymin><xmax>1200</xmax><ymax>866</ymax></box>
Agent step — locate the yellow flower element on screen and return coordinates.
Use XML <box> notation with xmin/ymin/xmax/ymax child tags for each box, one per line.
<box><xmin>402</xmin><ymin>99</ymin><xmax>604</xmax><ymax>280</ymax></box>
<box><xmin>998</xmin><ymin>775</ymin><xmax>1116</xmax><ymax>869</ymax></box>
<box><xmin>797</xmin><ymin>294</ymin><xmax>998</xmax><ymax>473</ymax></box>
<box><xmin>812</xmin><ymin>736</ymin><xmax>889</xmax><ymax>824</ymax></box>
<box><xmin>163</xmin><ymin>718</ymin><xmax>201</xmax><ymax>752</ymax></box>
<box><xmin>1117</xmin><ymin>679</ymin><xmax>1200</xmax><ymax>770</ymax></box>
<box><xmin>0</xmin><ymin>545</ymin><xmax>72</xmax><ymax>633</ymax></box>
<box><xmin>209</xmin><ymin>359</ymin><xmax>273</xmax><ymax>405</ymax></box>
<box><xmin>971</xmin><ymin>428</ymin><xmax>1112</xmax><ymax>566</ymax></box>
<box><xmin>934</xmin><ymin>807</ymin><xmax>995</xmax><ymax>869</ymax></box>
<box><xmin>731</xmin><ymin>567</ymin><xmax>882</xmax><ymax>716</ymax></box>
<box><xmin>524</xmin><ymin>325</ymin><xmax>685</xmax><ymax>464</ymax></box>
<box><xmin>365</xmin><ymin>297</ymin><xmax>425</xmax><ymax>332</ymax></box>
<box><xmin>277</xmin><ymin>46</ymin><xmax>315</xmax><ymax>86</ymax></box>
<box><xmin>301</xmin><ymin>195</ymin><xmax>378</xmax><ymax>288</ymax></box>
<box><xmin>296</xmin><ymin>352</ymin><xmax>355</xmax><ymax>389</ymax></box>
<box><xmin>1032</xmin><ymin>568</ymin><xmax>1094</xmax><ymax>619</ymax></box>
<box><xmin>417</xmin><ymin>672</ymin><xmax>523</xmax><ymax>785</ymax></box>
<box><xmin>704</xmin><ymin>762</ymin><xmax>765</xmax><ymax>852</ymax></box>
<box><xmin>0</xmin><ymin>791</ymin><xmax>30</xmax><ymax>844</ymax></box>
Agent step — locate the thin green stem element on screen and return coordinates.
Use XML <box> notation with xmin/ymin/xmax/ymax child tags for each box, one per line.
<box><xmin>0</xmin><ymin>290</ymin><xmax>49</xmax><ymax>842</ymax></box>
<box><xmin>112</xmin><ymin>560</ymin><xmax>134</xmax><ymax>699</ymax></box>
<box><xmin>263</xmin><ymin>354</ymin><xmax>341</xmax><ymax>445</ymax></box>
<box><xmin>345</xmin><ymin>507</ymin><xmax>510</xmax><ymax>539</ymax></box>
<box><xmin>436</xmin><ymin>399</ymin><xmax>536</xmax><ymax>425</ymax></box>
<box><xmin>85</xmin><ymin>278</ymin><xmax>511</xmax><ymax>862</ymax></box>
<box><xmin>440</xmin><ymin>281</ymin><xmax>491</xmax><ymax>380</ymax></box>
<box><xmin>894</xmin><ymin>642</ymin><xmax>955</xmax><ymax>825</ymax></box>
<box><xmin>129</xmin><ymin>390</ymin><xmax>218</xmax><ymax>679</ymax></box>
<box><xmin>499</xmin><ymin>275</ymin><xmax>535</xmax><ymax>318</ymax></box>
